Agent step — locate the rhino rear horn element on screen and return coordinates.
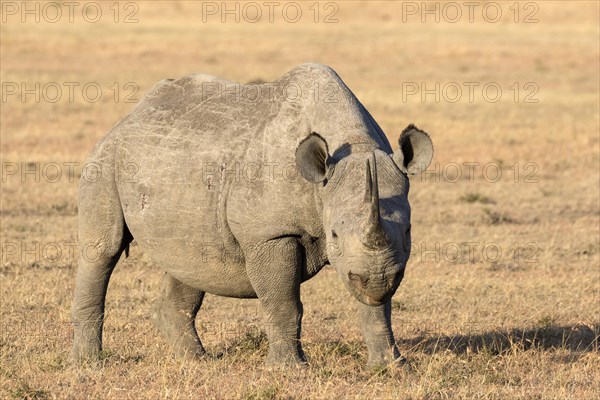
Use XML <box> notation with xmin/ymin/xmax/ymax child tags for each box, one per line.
<box><xmin>361</xmin><ymin>154</ymin><xmax>388</xmax><ymax>248</ymax></box>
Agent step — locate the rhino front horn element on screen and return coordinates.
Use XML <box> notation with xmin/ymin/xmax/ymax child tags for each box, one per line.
<box><xmin>361</xmin><ymin>154</ymin><xmax>388</xmax><ymax>249</ymax></box>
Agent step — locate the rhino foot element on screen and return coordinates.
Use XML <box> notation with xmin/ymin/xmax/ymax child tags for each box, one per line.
<box><xmin>152</xmin><ymin>306</ymin><xmax>206</xmax><ymax>359</ymax></box>
<box><xmin>70</xmin><ymin>316</ymin><xmax>105</xmax><ymax>365</ymax></box>
<box><xmin>152</xmin><ymin>273</ymin><xmax>206</xmax><ymax>359</ymax></box>
<box><xmin>70</xmin><ymin>338</ymin><xmax>102</xmax><ymax>365</ymax></box>
<box><xmin>265</xmin><ymin>352</ymin><xmax>308</xmax><ymax>369</ymax></box>
<box><xmin>366</xmin><ymin>352</ymin><xmax>407</xmax><ymax>369</ymax></box>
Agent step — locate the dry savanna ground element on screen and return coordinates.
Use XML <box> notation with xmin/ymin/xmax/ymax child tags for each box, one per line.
<box><xmin>1</xmin><ymin>1</ymin><xmax>599</xmax><ymax>399</ymax></box>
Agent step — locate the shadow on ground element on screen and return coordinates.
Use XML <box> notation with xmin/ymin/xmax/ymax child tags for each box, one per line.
<box><xmin>399</xmin><ymin>323</ymin><xmax>599</xmax><ymax>355</ymax></box>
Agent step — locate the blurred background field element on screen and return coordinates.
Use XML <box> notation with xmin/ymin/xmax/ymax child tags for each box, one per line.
<box><xmin>1</xmin><ymin>1</ymin><xmax>599</xmax><ymax>399</ymax></box>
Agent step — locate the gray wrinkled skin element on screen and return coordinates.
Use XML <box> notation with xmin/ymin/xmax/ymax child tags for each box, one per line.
<box><xmin>71</xmin><ymin>63</ymin><xmax>434</xmax><ymax>368</ymax></box>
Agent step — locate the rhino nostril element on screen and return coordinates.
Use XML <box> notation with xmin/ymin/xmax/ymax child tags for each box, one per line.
<box><xmin>348</xmin><ymin>271</ymin><xmax>368</xmax><ymax>288</ymax></box>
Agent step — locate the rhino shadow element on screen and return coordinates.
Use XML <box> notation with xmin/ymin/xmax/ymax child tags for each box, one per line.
<box><xmin>397</xmin><ymin>323</ymin><xmax>599</xmax><ymax>355</ymax></box>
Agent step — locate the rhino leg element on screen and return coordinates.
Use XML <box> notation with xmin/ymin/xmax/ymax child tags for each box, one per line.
<box><xmin>71</xmin><ymin>181</ymin><xmax>131</xmax><ymax>362</ymax></box>
<box><xmin>246</xmin><ymin>238</ymin><xmax>305</xmax><ymax>367</ymax></box>
<box><xmin>358</xmin><ymin>300</ymin><xmax>403</xmax><ymax>367</ymax></box>
<box><xmin>152</xmin><ymin>273</ymin><xmax>206</xmax><ymax>359</ymax></box>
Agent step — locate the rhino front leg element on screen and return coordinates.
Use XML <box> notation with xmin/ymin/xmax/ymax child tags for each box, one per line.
<box><xmin>152</xmin><ymin>273</ymin><xmax>206</xmax><ymax>359</ymax></box>
<box><xmin>245</xmin><ymin>238</ymin><xmax>305</xmax><ymax>367</ymax></box>
<box><xmin>358</xmin><ymin>299</ymin><xmax>403</xmax><ymax>367</ymax></box>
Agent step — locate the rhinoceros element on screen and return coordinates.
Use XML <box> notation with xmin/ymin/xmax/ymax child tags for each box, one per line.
<box><xmin>71</xmin><ymin>63</ymin><xmax>433</xmax><ymax>368</ymax></box>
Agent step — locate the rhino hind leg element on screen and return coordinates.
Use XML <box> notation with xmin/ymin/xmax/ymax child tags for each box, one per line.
<box><xmin>71</xmin><ymin>178</ymin><xmax>132</xmax><ymax>363</ymax></box>
<box><xmin>152</xmin><ymin>273</ymin><xmax>206</xmax><ymax>359</ymax></box>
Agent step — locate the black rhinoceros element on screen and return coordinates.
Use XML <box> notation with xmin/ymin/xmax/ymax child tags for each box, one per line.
<box><xmin>71</xmin><ymin>63</ymin><xmax>433</xmax><ymax>368</ymax></box>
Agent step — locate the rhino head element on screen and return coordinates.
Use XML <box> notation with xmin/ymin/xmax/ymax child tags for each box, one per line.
<box><xmin>295</xmin><ymin>125</ymin><xmax>433</xmax><ymax>306</ymax></box>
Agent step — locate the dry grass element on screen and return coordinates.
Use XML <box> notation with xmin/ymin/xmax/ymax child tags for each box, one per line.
<box><xmin>1</xmin><ymin>1</ymin><xmax>599</xmax><ymax>399</ymax></box>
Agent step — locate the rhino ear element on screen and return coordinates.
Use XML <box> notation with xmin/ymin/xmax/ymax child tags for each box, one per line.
<box><xmin>393</xmin><ymin>124</ymin><xmax>433</xmax><ymax>175</ymax></box>
<box><xmin>296</xmin><ymin>132</ymin><xmax>330</xmax><ymax>183</ymax></box>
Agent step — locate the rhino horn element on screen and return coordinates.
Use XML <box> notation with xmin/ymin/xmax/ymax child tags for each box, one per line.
<box><xmin>361</xmin><ymin>154</ymin><xmax>388</xmax><ymax>248</ymax></box>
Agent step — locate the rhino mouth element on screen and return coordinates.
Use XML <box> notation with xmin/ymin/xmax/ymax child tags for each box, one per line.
<box><xmin>346</xmin><ymin>281</ymin><xmax>393</xmax><ymax>307</ymax></box>
<box><xmin>360</xmin><ymin>294</ymin><xmax>385</xmax><ymax>306</ymax></box>
<box><xmin>345</xmin><ymin>270</ymin><xmax>397</xmax><ymax>306</ymax></box>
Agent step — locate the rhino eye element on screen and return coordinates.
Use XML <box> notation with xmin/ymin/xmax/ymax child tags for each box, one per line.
<box><xmin>331</xmin><ymin>230</ymin><xmax>338</xmax><ymax>239</ymax></box>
